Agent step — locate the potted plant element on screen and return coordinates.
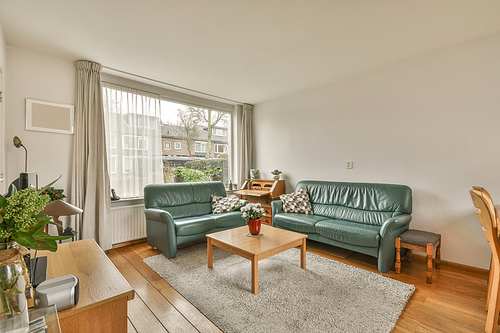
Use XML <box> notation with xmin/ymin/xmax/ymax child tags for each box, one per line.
<box><xmin>40</xmin><ymin>186</ymin><xmax>66</xmax><ymax>201</ymax></box>
<box><xmin>251</xmin><ymin>169</ymin><xmax>260</xmax><ymax>179</ymax></box>
<box><xmin>204</xmin><ymin>167</ymin><xmax>222</xmax><ymax>181</ymax></box>
<box><xmin>241</xmin><ymin>203</ymin><xmax>265</xmax><ymax>235</ymax></box>
<box><xmin>271</xmin><ymin>169</ymin><xmax>283</xmax><ymax>180</ymax></box>
<box><xmin>0</xmin><ymin>179</ymin><xmax>72</xmax><ymax>330</ymax></box>
<box><xmin>172</xmin><ymin>166</ymin><xmax>185</xmax><ymax>183</ymax></box>
<box><xmin>245</xmin><ymin>178</ymin><xmax>253</xmax><ymax>190</ymax></box>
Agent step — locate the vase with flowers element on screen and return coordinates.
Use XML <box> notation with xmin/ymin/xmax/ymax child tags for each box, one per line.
<box><xmin>240</xmin><ymin>203</ymin><xmax>265</xmax><ymax>235</ymax></box>
<box><xmin>0</xmin><ymin>178</ymin><xmax>71</xmax><ymax>332</ymax></box>
<box><xmin>271</xmin><ymin>169</ymin><xmax>283</xmax><ymax>180</ymax></box>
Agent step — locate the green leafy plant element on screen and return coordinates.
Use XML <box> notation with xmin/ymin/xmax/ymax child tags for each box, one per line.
<box><xmin>271</xmin><ymin>169</ymin><xmax>283</xmax><ymax>175</ymax></box>
<box><xmin>39</xmin><ymin>187</ymin><xmax>66</xmax><ymax>201</ymax></box>
<box><xmin>251</xmin><ymin>169</ymin><xmax>259</xmax><ymax>177</ymax></box>
<box><xmin>173</xmin><ymin>166</ymin><xmax>185</xmax><ymax>178</ymax></box>
<box><xmin>0</xmin><ymin>178</ymin><xmax>72</xmax><ymax>251</ymax></box>
<box><xmin>204</xmin><ymin>167</ymin><xmax>221</xmax><ymax>177</ymax></box>
<box><xmin>182</xmin><ymin>168</ymin><xmax>209</xmax><ymax>182</ymax></box>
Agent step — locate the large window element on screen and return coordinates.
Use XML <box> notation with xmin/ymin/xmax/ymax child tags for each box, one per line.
<box><xmin>103</xmin><ymin>83</ymin><xmax>163</xmax><ymax>198</ymax></box>
<box><xmin>160</xmin><ymin>100</ymin><xmax>231</xmax><ymax>185</ymax></box>
<box><xmin>102</xmin><ymin>77</ymin><xmax>234</xmax><ymax>197</ymax></box>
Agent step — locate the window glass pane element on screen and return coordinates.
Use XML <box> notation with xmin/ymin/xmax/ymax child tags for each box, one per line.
<box><xmin>164</xmin><ymin>142</ymin><xmax>171</xmax><ymax>149</ymax></box>
<box><xmin>160</xmin><ymin>100</ymin><xmax>231</xmax><ymax>186</ymax></box>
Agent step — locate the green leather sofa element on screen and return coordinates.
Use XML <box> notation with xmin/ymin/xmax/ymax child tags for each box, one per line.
<box><xmin>272</xmin><ymin>180</ymin><xmax>412</xmax><ymax>273</ymax></box>
<box><xmin>144</xmin><ymin>182</ymin><xmax>247</xmax><ymax>259</ymax></box>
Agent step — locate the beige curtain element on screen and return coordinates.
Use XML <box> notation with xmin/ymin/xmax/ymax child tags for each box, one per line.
<box><xmin>239</xmin><ymin>103</ymin><xmax>253</xmax><ymax>185</ymax></box>
<box><xmin>71</xmin><ymin>60</ymin><xmax>112</xmax><ymax>250</ymax></box>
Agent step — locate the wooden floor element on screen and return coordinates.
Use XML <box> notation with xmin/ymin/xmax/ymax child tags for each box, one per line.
<box><xmin>108</xmin><ymin>240</ymin><xmax>495</xmax><ymax>332</ymax></box>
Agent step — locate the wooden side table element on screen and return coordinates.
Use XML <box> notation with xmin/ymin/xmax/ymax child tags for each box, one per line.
<box><xmin>395</xmin><ymin>229</ymin><xmax>441</xmax><ymax>284</ymax></box>
<box><xmin>33</xmin><ymin>239</ymin><xmax>134</xmax><ymax>332</ymax></box>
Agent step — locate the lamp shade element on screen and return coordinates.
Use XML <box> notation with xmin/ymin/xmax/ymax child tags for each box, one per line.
<box><xmin>40</xmin><ymin>200</ymin><xmax>83</xmax><ymax>217</ymax></box>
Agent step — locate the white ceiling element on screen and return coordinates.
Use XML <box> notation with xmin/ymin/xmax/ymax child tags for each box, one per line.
<box><xmin>1</xmin><ymin>0</ymin><xmax>500</xmax><ymax>104</ymax></box>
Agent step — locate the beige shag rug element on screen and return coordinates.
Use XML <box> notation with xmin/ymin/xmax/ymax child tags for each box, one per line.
<box><xmin>144</xmin><ymin>243</ymin><xmax>414</xmax><ymax>333</ymax></box>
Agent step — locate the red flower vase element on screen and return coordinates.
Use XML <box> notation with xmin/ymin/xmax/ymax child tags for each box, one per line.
<box><xmin>248</xmin><ymin>219</ymin><xmax>262</xmax><ymax>235</ymax></box>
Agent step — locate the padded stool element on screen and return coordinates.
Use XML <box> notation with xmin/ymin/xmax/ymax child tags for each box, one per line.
<box><xmin>395</xmin><ymin>229</ymin><xmax>441</xmax><ymax>284</ymax></box>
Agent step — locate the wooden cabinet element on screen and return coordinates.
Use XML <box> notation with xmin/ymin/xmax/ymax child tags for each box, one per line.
<box><xmin>34</xmin><ymin>239</ymin><xmax>135</xmax><ymax>332</ymax></box>
<box><xmin>234</xmin><ymin>179</ymin><xmax>285</xmax><ymax>225</ymax></box>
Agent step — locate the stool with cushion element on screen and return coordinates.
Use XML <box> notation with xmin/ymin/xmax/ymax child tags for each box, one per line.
<box><xmin>395</xmin><ymin>229</ymin><xmax>441</xmax><ymax>284</ymax></box>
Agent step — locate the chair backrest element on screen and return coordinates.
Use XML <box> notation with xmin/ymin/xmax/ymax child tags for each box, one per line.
<box><xmin>470</xmin><ymin>189</ymin><xmax>500</xmax><ymax>256</ymax></box>
<box><xmin>472</xmin><ymin>186</ymin><xmax>499</xmax><ymax>229</ymax></box>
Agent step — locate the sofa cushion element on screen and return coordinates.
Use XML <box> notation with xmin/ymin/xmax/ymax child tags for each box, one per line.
<box><xmin>211</xmin><ymin>194</ymin><xmax>243</xmax><ymax>214</ymax></box>
<box><xmin>274</xmin><ymin>213</ymin><xmax>328</xmax><ymax>234</ymax></box>
<box><xmin>174</xmin><ymin>215</ymin><xmax>215</xmax><ymax>236</ymax></box>
<box><xmin>315</xmin><ymin>219</ymin><xmax>380</xmax><ymax>247</ymax></box>
<box><xmin>213</xmin><ymin>211</ymin><xmax>246</xmax><ymax>229</ymax></box>
<box><xmin>280</xmin><ymin>187</ymin><xmax>314</xmax><ymax>215</ymax></box>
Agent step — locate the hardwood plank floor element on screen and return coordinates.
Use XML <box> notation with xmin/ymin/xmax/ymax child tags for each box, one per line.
<box><xmin>108</xmin><ymin>240</ymin><xmax>496</xmax><ymax>332</ymax></box>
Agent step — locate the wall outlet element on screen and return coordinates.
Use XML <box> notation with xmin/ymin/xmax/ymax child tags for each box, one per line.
<box><xmin>346</xmin><ymin>161</ymin><xmax>354</xmax><ymax>169</ymax></box>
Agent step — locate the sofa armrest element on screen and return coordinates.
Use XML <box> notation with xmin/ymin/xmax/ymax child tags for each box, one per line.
<box><xmin>238</xmin><ymin>199</ymin><xmax>249</xmax><ymax>210</ymax></box>
<box><xmin>272</xmin><ymin>200</ymin><xmax>283</xmax><ymax>217</ymax></box>
<box><xmin>380</xmin><ymin>214</ymin><xmax>412</xmax><ymax>237</ymax></box>
<box><xmin>145</xmin><ymin>208</ymin><xmax>175</xmax><ymax>226</ymax></box>
<box><xmin>377</xmin><ymin>214</ymin><xmax>412</xmax><ymax>273</ymax></box>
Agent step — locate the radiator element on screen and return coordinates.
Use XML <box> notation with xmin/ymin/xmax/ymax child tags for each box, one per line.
<box><xmin>111</xmin><ymin>204</ymin><xmax>146</xmax><ymax>244</ymax></box>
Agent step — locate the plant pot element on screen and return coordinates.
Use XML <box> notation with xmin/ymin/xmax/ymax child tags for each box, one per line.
<box><xmin>272</xmin><ymin>175</ymin><xmax>280</xmax><ymax>180</ymax></box>
<box><xmin>248</xmin><ymin>219</ymin><xmax>262</xmax><ymax>235</ymax></box>
<box><xmin>173</xmin><ymin>177</ymin><xmax>184</xmax><ymax>183</ymax></box>
<box><xmin>210</xmin><ymin>177</ymin><xmax>221</xmax><ymax>182</ymax></box>
<box><xmin>0</xmin><ymin>242</ymin><xmax>29</xmax><ymax>333</ymax></box>
<box><xmin>247</xmin><ymin>183</ymin><xmax>252</xmax><ymax>190</ymax></box>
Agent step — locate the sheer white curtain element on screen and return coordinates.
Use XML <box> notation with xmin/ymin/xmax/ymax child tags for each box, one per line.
<box><xmin>102</xmin><ymin>83</ymin><xmax>163</xmax><ymax>198</ymax></box>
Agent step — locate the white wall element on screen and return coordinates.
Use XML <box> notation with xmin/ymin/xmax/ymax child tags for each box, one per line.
<box><xmin>0</xmin><ymin>20</ymin><xmax>7</xmax><ymax>193</ymax></box>
<box><xmin>5</xmin><ymin>46</ymin><xmax>75</xmax><ymax>196</ymax></box>
<box><xmin>254</xmin><ymin>32</ymin><xmax>500</xmax><ymax>269</ymax></box>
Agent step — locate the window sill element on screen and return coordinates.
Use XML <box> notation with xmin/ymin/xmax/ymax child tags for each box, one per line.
<box><xmin>111</xmin><ymin>197</ymin><xmax>144</xmax><ymax>208</ymax></box>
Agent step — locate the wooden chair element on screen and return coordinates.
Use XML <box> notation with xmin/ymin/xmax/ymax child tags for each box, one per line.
<box><xmin>470</xmin><ymin>189</ymin><xmax>500</xmax><ymax>333</ymax></box>
<box><xmin>472</xmin><ymin>186</ymin><xmax>499</xmax><ymax>312</ymax></box>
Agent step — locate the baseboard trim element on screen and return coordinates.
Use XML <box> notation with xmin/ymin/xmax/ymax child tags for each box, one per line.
<box><xmin>112</xmin><ymin>238</ymin><xmax>147</xmax><ymax>249</ymax></box>
<box><xmin>410</xmin><ymin>252</ymin><xmax>489</xmax><ymax>274</ymax></box>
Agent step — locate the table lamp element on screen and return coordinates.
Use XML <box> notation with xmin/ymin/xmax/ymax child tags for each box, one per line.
<box><xmin>40</xmin><ymin>200</ymin><xmax>83</xmax><ymax>236</ymax></box>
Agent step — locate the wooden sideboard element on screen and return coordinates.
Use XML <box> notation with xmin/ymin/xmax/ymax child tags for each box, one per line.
<box><xmin>33</xmin><ymin>239</ymin><xmax>134</xmax><ymax>332</ymax></box>
<box><xmin>235</xmin><ymin>179</ymin><xmax>285</xmax><ymax>225</ymax></box>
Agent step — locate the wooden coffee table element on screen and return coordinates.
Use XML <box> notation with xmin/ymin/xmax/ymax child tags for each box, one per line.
<box><xmin>206</xmin><ymin>225</ymin><xmax>307</xmax><ymax>294</ymax></box>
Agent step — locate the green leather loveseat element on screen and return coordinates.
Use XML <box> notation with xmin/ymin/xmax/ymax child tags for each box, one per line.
<box><xmin>272</xmin><ymin>180</ymin><xmax>412</xmax><ymax>273</ymax></box>
<box><xmin>144</xmin><ymin>182</ymin><xmax>247</xmax><ymax>259</ymax></box>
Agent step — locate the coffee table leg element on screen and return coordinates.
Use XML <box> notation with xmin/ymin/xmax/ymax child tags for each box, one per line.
<box><xmin>251</xmin><ymin>257</ymin><xmax>258</xmax><ymax>294</ymax></box>
<box><xmin>301</xmin><ymin>238</ymin><xmax>306</xmax><ymax>269</ymax></box>
<box><xmin>207</xmin><ymin>238</ymin><xmax>213</xmax><ymax>269</ymax></box>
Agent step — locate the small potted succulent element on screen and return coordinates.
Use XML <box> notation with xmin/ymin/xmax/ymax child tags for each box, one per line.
<box><xmin>240</xmin><ymin>203</ymin><xmax>265</xmax><ymax>235</ymax></box>
<box><xmin>271</xmin><ymin>169</ymin><xmax>283</xmax><ymax>180</ymax></box>
<box><xmin>172</xmin><ymin>166</ymin><xmax>185</xmax><ymax>183</ymax></box>
<box><xmin>204</xmin><ymin>167</ymin><xmax>222</xmax><ymax>181</ymax></box>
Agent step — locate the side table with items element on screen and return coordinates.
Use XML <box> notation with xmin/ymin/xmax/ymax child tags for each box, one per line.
<box><xmin>234</xmin><ymin>179</ymin><xmax>285</xmax><ymax>225</ymax></box>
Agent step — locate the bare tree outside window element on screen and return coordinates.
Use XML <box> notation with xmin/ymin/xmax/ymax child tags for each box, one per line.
<box><xmin>160</xmin><ymin>100</ymin><xmax>231</xmax><ymax>186</ymax></box>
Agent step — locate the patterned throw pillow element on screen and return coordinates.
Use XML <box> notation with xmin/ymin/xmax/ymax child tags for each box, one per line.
<box><xmin>211</xmin><ymin>194</ymin><xmax>243</xmax><ymax>214</ymax></box>
<box><xmin>279</xmin><ymin>187</ymin><xmax>314</xmax><ymax>215</ymax></box>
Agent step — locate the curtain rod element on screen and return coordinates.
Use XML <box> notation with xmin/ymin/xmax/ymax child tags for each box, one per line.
<box><xmin>102</xmin><ymin>65</ymin><xmax>244</xmax><ymax>105</ymax></box>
